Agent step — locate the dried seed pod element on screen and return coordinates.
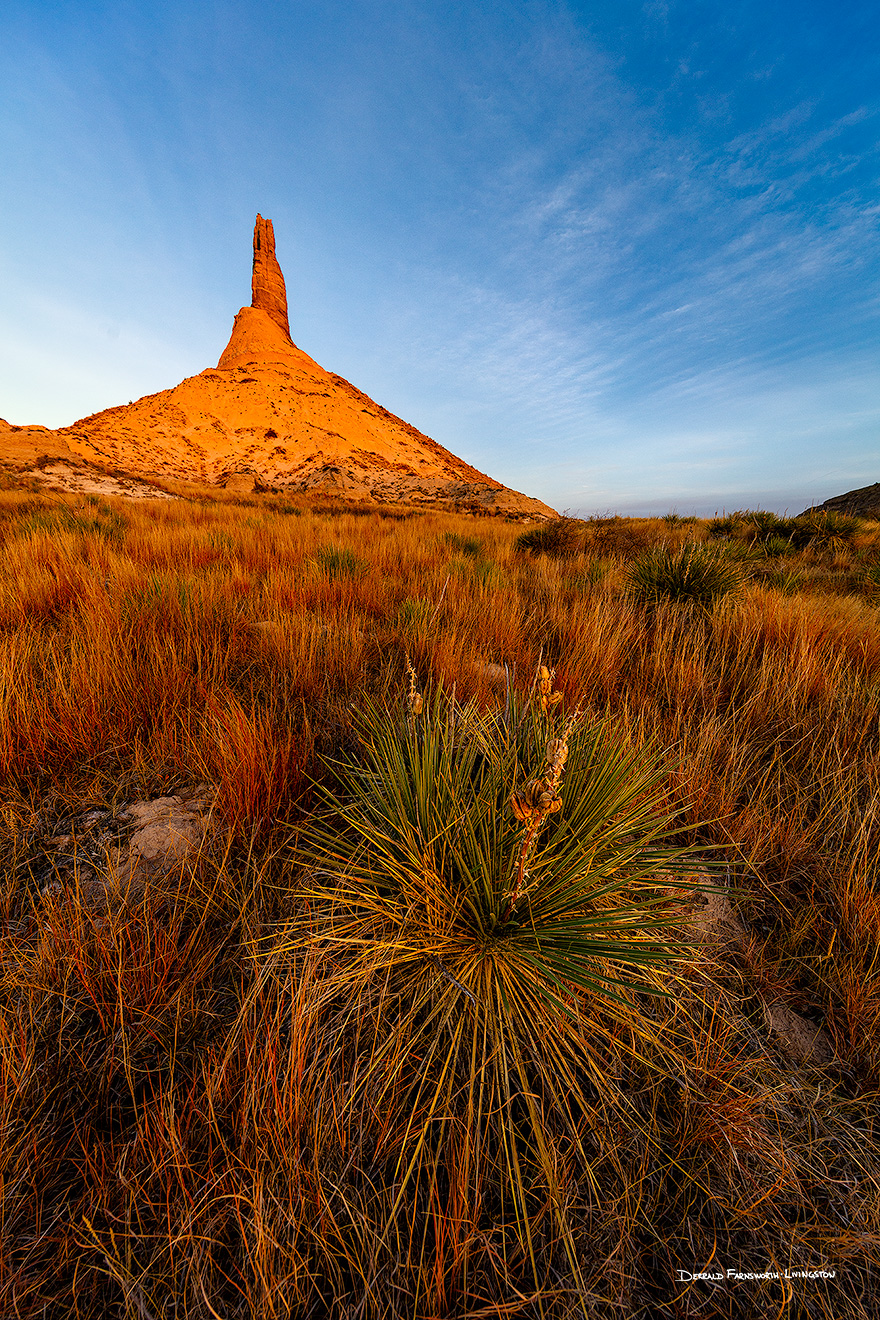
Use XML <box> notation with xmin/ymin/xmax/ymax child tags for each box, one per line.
<box><xmin>536</xmin><ymin>665</ymin><xmax>561</xmax><ymax>710</ymax></box>
<box><xmin>509</xmin><ymin>791</ymin><xmax>535</xmax><ymax>821</ymax></box>
<box><xmin>525</xmin><ymin>778</ymin><xmax>549</xmax><ymax>806</ymax></box>
<box><xmin>511</xmin><ymin>776</ymin><xmax>563</xmax><ymax>821</ymax></box>
<box><xmin>536</xmin><ymin>785</ymin><xmax>563</xmax><ymax>812</ymax></box>
<box><xmin>545</xmin><ymin>738</ymin><xmax>568</xmax><ymax>771</ymax></box>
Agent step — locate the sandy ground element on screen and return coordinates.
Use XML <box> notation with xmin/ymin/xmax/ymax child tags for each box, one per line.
<box><xmin>1</xmin><ymin>421</ymin><xmax>176</xmax><ymax>500</ymax></box>
<box><xmin>17</xmin><ymin>461</ymin><xmax>178</xmax><ymax>500</ymax></box>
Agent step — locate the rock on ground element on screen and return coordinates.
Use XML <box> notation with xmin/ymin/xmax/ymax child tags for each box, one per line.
<box><xmin>40</xmin><ymin>787</ymin><xmax>215</xmax><ymax>910</ymax></box>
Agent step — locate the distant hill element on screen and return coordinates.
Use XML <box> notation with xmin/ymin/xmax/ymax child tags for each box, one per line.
<box><xmin>800</xmin><ymin>482</ymin><xmax>880</xmax><ymax>519</ymax></box>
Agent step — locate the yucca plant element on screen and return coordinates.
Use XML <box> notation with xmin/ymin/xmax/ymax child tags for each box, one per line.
<box><xmin>706</xmin><ymin>513</ymin><xmax>740</xmax><ymax>540</ymax></box>
<box><xmin>864</xmin><ymin>561</ymin><xmax>880</xmax><ymax>592</ymax></box>
<box><xmin>764</xmin><ymin>566</ymin><xmax>804</xmax><ymax>596</ymax></box>
<box><xmin>626</xmin><ymin>541</ymin><xmax>745</xmax><ymax>608</ymax></box>
<box><xmin>761</xmin><ymin>532</ymin><xmax>796</xmax><ymax>558</ymax></box>
<box><xmin>790</xmin><ymin>509</ymin><xmax>862</xmax><ymax>552</ymax></box>
<box><xmin>707</xmin><ymin>509</ymin><xmax>797</xmax><ymax>548</ymax></box>
<box><xmin>273</xmin><ymin>666</ymin><xmax>716</xmax><ymax>1306</ymax></box>
<box><xmin>736</xmin><ymin>508</ymin><xmax>788</xmax><ymax>543</ymax></box>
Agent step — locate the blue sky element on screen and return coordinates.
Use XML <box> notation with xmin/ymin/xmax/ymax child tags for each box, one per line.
<box><xmin>1</xmin><ymin>0</ymin><xmax>877</xmax><ymax>515</ymax></box>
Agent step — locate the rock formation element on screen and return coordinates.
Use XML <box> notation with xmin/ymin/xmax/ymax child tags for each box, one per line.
<box><xmin>1</xmin><ymin>218</ymin><xmax>556</xmax><ymax>518</ymax></box>
<box><xmin>251</xmin><ymin>214</ymin><xmax>291</xmax><ymax>339</ymax></box>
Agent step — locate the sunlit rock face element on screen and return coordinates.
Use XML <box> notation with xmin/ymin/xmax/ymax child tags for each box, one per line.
<box><xmin>251</xmin><ymin>213</ymin><xmax>291</xmax><ymax>339</ymax></box>
<box><xmin>7</xmin><ymin>217</ymin><xmax>557</xmax><ymax>518</ymax></box>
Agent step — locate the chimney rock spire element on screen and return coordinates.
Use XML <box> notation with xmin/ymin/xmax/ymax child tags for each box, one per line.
<box><xmin>251</xmin><ymin>214</ymin><xmax>290</xmax><ymax>339</ymax></box>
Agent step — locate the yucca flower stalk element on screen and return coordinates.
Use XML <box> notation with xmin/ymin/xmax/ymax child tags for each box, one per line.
<box><xmin>279</xmin><ymin>667</ymin><xmax>718</xmax><ymax>1309</ymax></box>
<box><xmin>405</xmin><ymin>653</ymin><xmax>424</xmax><ymax>720</ymax></box>
<box><xmin>504</xmin><ymin>667</ymin><xmax>576</xmax><ymax>924</ymax></box>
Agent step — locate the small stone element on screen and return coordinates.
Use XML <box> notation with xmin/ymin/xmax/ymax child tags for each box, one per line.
<box><xmin>763</xmin><ymin>1000</ymin><xmax>834</xmax><ymax>1066</ymax></box>
<box><xmin>81</xmin><ymin>810</ymin><xmax>109</xmax><ymax>827</ymax></box>
<box><xmin>689</xmin><ymin>890</ymin><xmax>747</xmax><ymax>945</ymax></box>
<box><xmin>54</xmin><ymin>793</ymin><xmax>216</xmax><ymax>910</ymax></box>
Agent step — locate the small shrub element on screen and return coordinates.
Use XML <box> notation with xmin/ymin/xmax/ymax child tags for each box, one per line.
<box><xmin>626</xmin><ymin>543</ymin><xmax>745</xmax><ymax>608</ymax></box>
<box><xmin>0</xmin><ymin>471</ymin><xmax>41</xmax><ymax>491</ymax></box>
<box><xmin>312</xmin><ymin>545</ymin><xmax>362</xmax><ymax>578</ymax></box>
<box><xmin>441</xmin><ymin>531</ymin><xmax>484</xmax><ymax>558</ymax></box>
<box><xmin>516</xmin><ymin>516</ymin><xmax>583</xmax><ymax>558</ymax></box>
<box><xmin>581</xmin><ymin>516</ymin><xmax>653</xmax><ymax>559</ymax></box>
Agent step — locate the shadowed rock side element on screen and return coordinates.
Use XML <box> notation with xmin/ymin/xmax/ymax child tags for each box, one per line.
<box><xmin>801</xmin><ymin>482</ymin><xmax>880</xmax><ymax>519</ymax></box>
<box><xmin>2</xmin><ymin>217</ymin><xmax>557</xmax><ymax>518</ymax></box>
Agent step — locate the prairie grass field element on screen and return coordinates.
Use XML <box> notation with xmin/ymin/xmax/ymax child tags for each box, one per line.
<box><xmin>1</xmin><ymin>483</ymin><xmax>879</xmax><ymax>1317</ymax></box>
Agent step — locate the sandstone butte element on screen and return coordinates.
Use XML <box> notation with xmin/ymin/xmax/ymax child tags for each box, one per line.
<box><xmin>0</xmin><ymin>216</ymin><xmax>556</xmax><ymax>518</ymax></box>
